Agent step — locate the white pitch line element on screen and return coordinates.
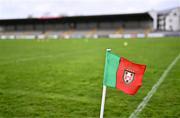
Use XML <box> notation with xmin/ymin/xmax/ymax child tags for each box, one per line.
<box><xmin>0</xmin><ymin>50</ymin><xmax>93</xmax><ymax>66</ymax></box>
<box><xmin>129</xmin><ymin>53</ymin><xmax>180</xmax><ymax>118</ymax></box>
<box><xmin>0</xmin><ymin>88</ymin><xmax>97</xmax><ymax>104</ymax></box>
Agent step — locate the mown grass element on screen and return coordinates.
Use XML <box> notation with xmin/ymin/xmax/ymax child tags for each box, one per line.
<box><xmin>0</xmin><ymin>37</ymin><xmax>179</xmax><ymax>118</ymax></box>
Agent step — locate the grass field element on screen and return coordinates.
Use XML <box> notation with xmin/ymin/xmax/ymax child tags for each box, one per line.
<box><xmin>0</xmin><ymin>37</ymin><xmax>179</xmax><ymax>118</ymax></box>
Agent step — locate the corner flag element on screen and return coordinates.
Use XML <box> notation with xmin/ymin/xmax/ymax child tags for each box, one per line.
<box><xmin>100</xmin><ymin>49</ymin><xmax>146</xmax><ymax>118</ymax></box>
<box><xmin>103</xmin><ymin>50</ymin><xmax>146</xmax><ymax>95</ymax></box>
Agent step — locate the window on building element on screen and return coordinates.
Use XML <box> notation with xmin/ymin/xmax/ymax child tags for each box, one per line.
<box><xmin>169</xmin><ymin>26</ymin><xmax>173</xmax><ymax>31</ymax></box>
<box><xmin>174</xmin><ymin>13</ymin><xmax>177</xmax><ymax>16</ymax></box>
<box><xmin>169</xmin><ymin>19</ymin><xmax>172</xmax><ymax>22</ymax></box>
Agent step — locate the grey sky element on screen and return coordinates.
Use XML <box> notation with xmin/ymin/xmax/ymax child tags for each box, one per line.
<box><xmin>0</xmin><ymin>0</ymin><xmax>179</xmax><ymax>19</ymax></box>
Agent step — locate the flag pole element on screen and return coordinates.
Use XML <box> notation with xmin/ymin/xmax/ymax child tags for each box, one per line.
<box><xmin>100</xmin><ymin>48</ymin><xmax>111</xmax><ymax>118</ymax></box>
<box><xmin>100</xmin><ymin>85</ymin><xmax>107</xmax><ymax>118</ymax></box>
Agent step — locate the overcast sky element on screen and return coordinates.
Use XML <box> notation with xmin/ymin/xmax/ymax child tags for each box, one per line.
<box><xmin>0</xmin><ymin>0</ymin><xmax>179</xmax><ymax>19</ymax></box>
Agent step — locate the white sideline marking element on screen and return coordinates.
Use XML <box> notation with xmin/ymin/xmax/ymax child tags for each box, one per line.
<box><xmin>0</xmin><ymin>50</ymin><xmax>93</xmax><ymax>66</ymax></box>
<box><xmin>129</xmin><ymin>53</ymin><xmax>180</xmax><ymax>118</ymax></box>
<box><xmin>0</xmin><ymin>88</ymin><xmax>97</xmax><ymax>104</ymax></box>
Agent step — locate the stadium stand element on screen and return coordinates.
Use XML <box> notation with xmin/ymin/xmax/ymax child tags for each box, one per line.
<box><xmin>0</xmin><ymin>7</ymin><xmax>179</xmax><ymax>39</ymax></box>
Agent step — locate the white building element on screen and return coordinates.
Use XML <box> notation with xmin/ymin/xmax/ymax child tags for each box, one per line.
<box><xmin>158</xmin><ymin>7</ymin><xmax>180</xmax><ymax>31</ymax></box>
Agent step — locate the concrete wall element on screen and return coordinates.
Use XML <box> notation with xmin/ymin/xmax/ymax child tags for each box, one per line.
<box><xmin>148</xmin><ymin>11</ymin><xmax>158</xmax><ymax>30</ymax></box>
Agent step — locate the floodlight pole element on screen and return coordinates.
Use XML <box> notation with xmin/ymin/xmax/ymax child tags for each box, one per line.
<box><xmin>100</xmin><ymin>48</ymin><xmax>111</xmax><ymax>118</ymax></box>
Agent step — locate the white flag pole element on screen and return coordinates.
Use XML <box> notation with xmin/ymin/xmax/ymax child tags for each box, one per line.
<box><xmin>100</xmin><ymin>48</ymin><xmax>111</xmax><ymax>118</ymax></box>
<box><xmin>100</xmin><ymin>85</ymin><xmax>107</xmax><ymax>118</ymax></box>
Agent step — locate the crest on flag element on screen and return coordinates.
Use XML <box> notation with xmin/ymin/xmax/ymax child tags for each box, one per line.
<box><xmin>123</xmin><ymin>70</ymin><xmax>135</xmax><ymax>84</ymax></box>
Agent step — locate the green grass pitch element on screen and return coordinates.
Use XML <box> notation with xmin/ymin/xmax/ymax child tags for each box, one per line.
<box><xmin>0</xmin><ymin>37</ymin><xmax>179</xmax><ymax>117</ymax></box>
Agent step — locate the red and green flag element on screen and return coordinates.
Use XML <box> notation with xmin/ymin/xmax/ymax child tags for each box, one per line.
<box><xmin>103</xmin><ymin>50</ymin><xmax>146</xmax><ymax>95</ymax></box>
